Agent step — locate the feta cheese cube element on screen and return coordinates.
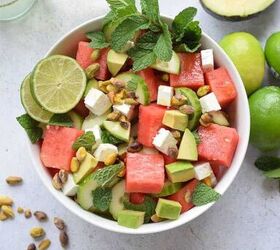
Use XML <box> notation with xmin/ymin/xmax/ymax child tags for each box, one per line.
<box><xmin>199</xmin><ymin>92</ymin><xmax>221</xmax><ymax>113</ymax></box>
<box><xmin>113</xmin><ymin>104</ymin><xmax>134</xmax><ymax>120</ymax></box>
<box><xmin>157</xmin><ymin>85</ymin><xmax>174</xmax><ymax>107</ymax></box>
<box><xmin>201</xmin><ymin>49</ymin><xmax>214</xmax><ymax>73</ymax></box>
<box><xmin>152</xmin><ymin>128</ymin><xmax>178</xmax><ymax>155</ymax></box>
<box><xmin>94</xmin><ymin>143</ymin><xmax>118</xmax><ymax>162</ymax></box>
<box><xmin>84</xmin><ymin>88</ymin><xmax>112</xmax><ymax>116</ymax></box>
<box><xmin>194</xmin><ymin>162</ymin><xmax>212</xmax><ymax>180</ymax></box>
<box><xmin>86</xmin><ymin>125</ymin><xmax>102</xmax><ymax>146</ymax></box>
<box><xmin>62</xmin><ymin>174</ymin><xmax>78</xmax><ymax>196</ymax></box>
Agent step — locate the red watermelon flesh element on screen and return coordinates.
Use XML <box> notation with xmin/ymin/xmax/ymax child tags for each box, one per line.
<box><xmin>163</xmin><ymin>154</ymin><xmax>177</xmax><ymax>165</ymax></box>
<box><xmin>138</xmin><ymin>104</ymin><xmax>166</xmax><ymax>147</ymax></box>
<box><xmin>126</xmin><ymin>153</ymin><xmax>165</xmax><ymax>193</ymax></box>
<box><xmin>73</xmin><ymin>99</ymin><xmax>89</xmax><ymax>118</ymax></box>
<box><xmin>137</xmin><ymin>68</ymin><xmax>159</xmax><ymax>101</ymax></box>
<box><xmin>130</xmin><ymin>193</ymin><xmax>145</xmax><ymax>204</ymax></box>
<box><xmin>41</xmin><ymin>126</ymin><xmax>84</xmax><ymax>171</ymax></box>
<box><xmin>168</xmin><ymin>179</ymin><xmax>198</xmax><ymax>213</ymax></box>
<box><xmin>198</xmin><ymin>124</ymin><xmax>239</xmax><ymax>167</ymax></box>
<box><xmin>76</xmin><ymin>41</ymin><xmax>93</xmax><ymax>69</ymax></box>
<box><xmin>170</xmin><ymin>53</ymin><xmax>204</xmax><ymax>89</ymax></box>
<box><xmin>205</xmin><ymin>67</ymin><xmax>237</xmax><ymax>108</ymax></box>
<box><xmin>211</xmin><ymin>164</ymin><xmax>227</xmax><ymax>181</ymax></box>
<box><xmin>95</xmin><ymin>48</ymin><xmax>111</xmax><ymax>80</ymax></box>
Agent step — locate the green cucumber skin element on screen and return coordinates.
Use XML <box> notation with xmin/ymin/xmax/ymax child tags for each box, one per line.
<box><xmin>68</xmin><ymin>111</ymin><xmax>84</xmax><ymax>129</ymax></box>
<box><xmin>200</xmin><ymin>0</ymin><xmax>275</xmax><ymax>21</ymax></box>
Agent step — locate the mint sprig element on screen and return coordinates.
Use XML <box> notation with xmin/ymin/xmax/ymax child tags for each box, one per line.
<box><xmin>72</xmin><ymin>131</ymin><xmax>95</xmax><ymax>151</ymax></box>
<box><xmin>86</xmin><ymin>31</ymin><xmax>110</xmax><ymax>49</ymax></box>
<box><xmin>191</xmin><ymin>182</ymin><xmax>221</xmax><ymax>206</ymax></box>
<box><xmin>101</xmin><ymin>129</ymin><xmax>124</xmax><ymax>145</ymax></box>
<box><xmin>92</xmin><ymin>187</ymin><xmax>112</xmax><ymax>212</ymax></box>
<box><xmin>48</xmin><ymin>113</ymin><xmax>73</xmax><ymax>127</ymax></box>
<box><xmin>16</xmin><ymin>114</ymin><xmax>43</xmax><ymax>143</ymax></box>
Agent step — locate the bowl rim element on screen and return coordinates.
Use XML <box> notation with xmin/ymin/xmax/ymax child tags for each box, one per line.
<box><xmin>28</xmin><ymin>14</ymin><xmax>250</xmax><ymax>234</ymax></box>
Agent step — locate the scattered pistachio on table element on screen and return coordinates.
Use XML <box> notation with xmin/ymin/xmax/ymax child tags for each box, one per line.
<box><xmin>24</xmin><ymin>209</ymin><xmax>32</xmax><ymax>219</ymax></box>
<box><xmin>59</xmin><ymin>231</ymin><xmax>69</xmax><ymax>248</ymax></box>
<box><xmin>5</xmin><ymin>176</ymin><xmax>23</xmax><ymax>185</ymax></box>
<box><xmin>54</xmin><ymin>217</ymin><xmax>66</xmax><ymax>231</ymax></box>
<box><xmin>0</xmin><ymin>195</ymin><xmax>13</xmax><ymax>206</ymax></box>
<box><xmin>38</xmin><ymin>239</ymin><xmax>51</xmax><ymax>250</ymax></box>
<box><xmin>30</xmin><ymin>227</ymin><xmax>45</xmax><ymax>239</ymax></box>
<box><xmin>27</xmin><ymin>243</ymin><xmax>36</xmax><ymax>250</ymax></box>
<box><xmin>34</xmin><ymin>211</ymin><xmax>48</xmax><ymax>222</ymax></box>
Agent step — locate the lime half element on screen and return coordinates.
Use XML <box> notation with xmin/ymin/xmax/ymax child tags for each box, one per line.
<box><xmin>21</xmin><ymin>74</ymin><xmax>53</xmax><ymax>123</ymax></box>
<box><xmin>31</xmin><ymin>55</ymin><xmax>87</xmax><ymax>114</ymax></box>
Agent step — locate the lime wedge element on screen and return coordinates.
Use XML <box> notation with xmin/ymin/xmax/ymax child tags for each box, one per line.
<box><xmin>31</xmin><ymin>55</ymin><xmax>87</xmax><ymax>114</ymax></box>
<box><xmin>20</xmin><ymin>74</ymin><xmax>53</xmax><ymax>123</ymax></box>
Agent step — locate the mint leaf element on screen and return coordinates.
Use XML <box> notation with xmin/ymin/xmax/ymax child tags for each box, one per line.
<box><xmin>131</xmin><ymin>50</ymin><xmax>156</xmax><ymax>72</ymax></box>
<box><xmin>174</xmin><ymin>43</ymin><xmax>201</xmax><ymax>53</ymax></box>
<box><xmin>16</xmin><ymin>113</ymin><xmax>39</xmax><ymax>129</ymax></box>
<box><xmin>103</xmin><ymin>10</ymin><xmax>115</xmax><ymax>26</ymax></box>
<box><xmin>192</xmin><ymin>131</ymin><xmax>201</xmax><ymax>145</ymax></box>
<box><xmin>94</xmin><ymin>163</ymin><xmax>123</xmax><ymax>187</ymax></box>
<box><xmin>48</xmin><ymin>114</ymin><xmax>73</xmax><ymax>127</ymax></box>
<box><xmin>123</xmin><ymin>196</ymin><xmax>156</xmax><ymax>223</ymax></box>
<box><xmin>86</xmin><ymin>31</ymin><xmax>110</xmax><ymax>49</ymax></box>
<box><xmin>92</xmin><ymin>187</ymin><xmax>112</xmax><ymax>212</ymax></box>
<box><xmin>111</xmin><ymin>15</ymin><xmax>150</xmax><ymax>52</ymax></box>
<box><xmin>263</xmin><ymin>169</ymin><xmax>280</xmax><ymax>179</ymax></box>
<box><xmin>191</xmin><ymin>182</ymin><xmax>221</xmax><ymax>206</ymax></box>
<box><xmin>127</xmin><ymin>78</ymin><xmax>138</xmax><ymax>91</ymax></box>
<box><xmin>140</xmin><ymin>0</ymin><xmax>160</xmax><ymax>24</ymax></box>
<box><xmin>101</xmin><ymin>129</ymin><xmax>124</xmax><ymax>145</ymax></box>
<box><xmin>72</xmin><ymin>131</ymin><xmax>95</xmax><ymax>151</ymax></box>
<box><xmin>106</xmin><ymin>0</ymin><xmax>136</xmax><ymax>11</ymax></box>
<box><xmin>255</xmin><ymin>156</ymin><xmax>280</xmax><ymax>171</ymax></box>
<box><xmin>154</xmin><ymin>23</ymin><xmax>172</xmax><ymax>61</ymax></box>
<box><xmin>172</xmin><ymin>7</ymin><xmax>197</xmax><ymax>35</ymax></box>
<box><xmin>16</xmin><ymin>114</ymin><xmax>42</xmax><ymax>143</ymax></box>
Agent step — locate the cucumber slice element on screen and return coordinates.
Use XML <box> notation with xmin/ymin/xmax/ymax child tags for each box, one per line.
<box><xmin>151</xmin><ymin>51</ymin><xmax>180</xmax><ymax>74</ymax></box>
<box><xmin>116</xmin><ymin>72</ymin><xmax>150</xmax><ymax>105</ymax></box>
<box><xmin>109</xmin><ymin>180</ymin><xmax>126</xmax><ymax>220</ymax></box>
<box><xmin>176</xmin><ymin>88</ymin><xmax>202</xmax><ymax>130</ymax></box>
<box><xmin>154</xmin><ymin>181</ymin><xmax>182</xmax><ymax>197</ymax></box>
<box><xmin>103</xmin><ymin>121</ymin><xmax>130</xmax><ymax>142</ymax></box>
<box><xmin>82</xmin><ymin>110</ymin><xmax>111</xmax><ymax>130</ymax></box>
<box><xmin>68</xmin><ymin>111</ymin><xmax>83</xmax><ymax>129</ymax></box>
<box><xmin>84</xmin><ymin>79</ymin><xmax>99</xmax><ymax>97</ymax></box>
<box><xmin>200</xmin><ymin>0</ymin><xmax>275</xmax><ymax>21</ymax></box>
<box><xmin>77</xmin><ymin>173</ymin><xmax>99</xmax><ymax>210</ymax></box>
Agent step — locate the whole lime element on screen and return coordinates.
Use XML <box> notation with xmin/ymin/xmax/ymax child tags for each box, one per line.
<box><xmin>220</xmin><ymin>32</ymin><xmax>265</xmax><ymax>96</ymax></box>
<box><xmin>265</xmin><ymin>32</ymin><xmax>280</xmax><ymax>79</ymax></box>
<box><xmin>249</xmin><ymin>86</ymin><xmax>280</xmax><ymax>152</ymax></box>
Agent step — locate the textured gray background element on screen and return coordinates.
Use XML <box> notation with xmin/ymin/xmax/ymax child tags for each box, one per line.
<box><xmin>1</xmin><ymin>0</ymin><xmax>280</xmax><ymax>249</ymax></box>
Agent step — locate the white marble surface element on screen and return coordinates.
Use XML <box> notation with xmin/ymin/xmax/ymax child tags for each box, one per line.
<box><xmin>1</xmin><ymin>1</ymin><xmax>280</xmax><ymax>249</ymax></box>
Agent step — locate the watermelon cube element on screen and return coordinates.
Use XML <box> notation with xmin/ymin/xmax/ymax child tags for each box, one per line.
<box><xmin>137</xmin><ymin>68</ymin><xmax>159</xmax><ymax>101</ymax></box>
<box><xmin>126</xmin><ymin>153</ymin><xmax>165</xmax><ymax>193</ymax></box>
<box><xmin>198</xmin><ymin>124</ymin><xmax>239</xmax><ymax>167</ymax></box>
<box><xmin>170</xmin><ymin>53</ymin><xmax>204</xmax><ymax>89</ymax></box>
<box><xmin>138</xmin><ymin>104</ymin><xmax>166</xmax><ymax>147</ymax></box>
<box><xmin>76</xmin><ymin>41</ymin><xmax>93</xmax><ymax>69</ymax></box>
<box><xmin>205</xmin><ymin>67</ymin><xmax>237</xmax><ymax>108</ymax></box>
<box><xmin>162</xmin><ymin>154</ymin><xmax>177</xmax><ymax>165</ymax></box>
<box><xmin>168</xmin><ymin>179</ymin><xmax>198</xmax><ymax>213</ymax></box>
<box><xmin>95</xmin><ymin>48</ymin><xmax>111</xmax><ymax>80</ymax></box>
<box><xmin>41</xmin><ymin>126</ymin><xmax>84</xmax><ymax>171</ymax></box>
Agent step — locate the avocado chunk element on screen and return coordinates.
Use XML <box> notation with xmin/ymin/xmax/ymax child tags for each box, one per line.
<box><xmin>162</xmin><ymin>110</ymin><xmax>188</xmax><ymax>131</ymax></box>
<box><xmin>68</xmin><ymin>111</ymin><xmax>83</xmax><ymax>129</ymax></box>
<box><xmin>117</xmin><ymin>210</ymin><xmax>145</xmax><ymax>229</ymax></box>
<box><xmin>109</xmin><ymin>180</ymin><xmax>126</xmax><ymax>220</ymax></box>
<box><xmin>154</xmin><ymin>181</ymin><xmax>182</xmax><ymax>197</ymax></box>
<box><xmin>103</xmin><ymin>120</ymin><xmax>130</xmax><ymax>142</ymax></box>
<box><xmin>107</xmin><ymin>49</ymin><xmax>128</xmax><ymax>76</ymax></box>
<box><xmin>178</xmin><ymin>129</ymin><xmax>198</xmax><ymax>161</ymax></box>
<box><xmin>73</xmin><ymin>153</ymin><xmax>98</xmax><ymax>184</ymax></box>
<box><xmin>155</xmin><ymin>198</ymin><xmax>182</xmax><ymax>220</ymax></box>
<box><xmin>151</xmin><ymin>51</ymin><xmax>180</xmax><ymax>74</ymax></box>
<box><xmin>165</xmin><ymin>161</ymin><xmax>195</xmax><ymax>183</ymax></box>
<box><xmin>84</xmin><ymin>79</ymin><xmax>99</xmax><ymax>97</ymax></box>
<box><xmin>175</xmin><ymin>88</ymin><xmax>202</xmax><ymax>130</ymax></box>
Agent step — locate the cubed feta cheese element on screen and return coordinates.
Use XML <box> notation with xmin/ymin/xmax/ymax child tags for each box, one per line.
<box><xmin>201</xmin><ymin>49</ymin><xmax>214</xmax><ymax>73</ymax></box>
<box><xmin>85</xmin><ymin>125</ymin><xmax>102</xmax><ymax>146</ymax></box>
<box><xmin>62</xmin><ymin>174</ymin><xmax>78</xmax><ymax>196</ymax></box>
<box><xmin>84</xmin><ymin>88</ymin><xmax>112</xmax><ymax>116</ymax></box>
<box><xmin>199</xmin><ymin>92</ymin><xmax>221</xmax><ymax>113</ymax></box>
<box><xmin>157</xmin><ymin>85</ymin><xmax>174</xmax><ymax>107</ymax></box>
<box><xmin>194</xmin><ymin>162</ymin><xmax>212</xmax><ymax>180</ymax></box>
<box><xmin>152</xmin><ymin>128</ymin><xmax>178</xmax><ymax>155</ymax></box>
<box><xmin>113</xmin><ymin>104</ymin><xmax>134</xmax><ymax>120</ymax></box>
<box><xmin>94</xmin><ymin>143</ymin><xmax>118</xmax><ymax>162</ymax></box>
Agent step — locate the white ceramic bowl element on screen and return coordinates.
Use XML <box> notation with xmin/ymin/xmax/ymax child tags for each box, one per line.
<box><xmin>28</xmin><ymin>15</ymin><xmax>250</xmax><ymax>234</ymax></box>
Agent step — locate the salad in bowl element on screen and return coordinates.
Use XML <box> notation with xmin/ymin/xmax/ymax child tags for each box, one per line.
<box><xmin>17</xmin><ymin>0</ymin><xmax>249</xmax><ymax>233</ymax></box>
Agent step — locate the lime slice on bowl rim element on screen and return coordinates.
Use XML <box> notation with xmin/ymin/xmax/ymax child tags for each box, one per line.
<box><xmin>31</xmin><ymin>55</ymin><xmax>87</xmax><ymax>114</ymax></box>
<box><xmin>20</xmin><ymin>74</ymin><xmax>53</xmax><ymax>123</ymax></box>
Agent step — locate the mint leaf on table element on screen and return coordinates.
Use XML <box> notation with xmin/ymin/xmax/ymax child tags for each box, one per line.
<box><xmin>86</xmin><ymin>31</ymin><xmax>110</xmax><ymax>49</ymax></box>
<box><xmin>101</xmin><ymin>129</ymin><xmax>124</xmax><ymax>145</ymax></box>
<box><xmin>94</xmin><ymin>163</ymin><xmax>123</xmax><ymax>187</ymax></box>
<box><xmin>48</xmin><ymin>114</ymin><xmax>73</xmax><ymax>127</ymax></box>
<box><xmin>154</xmin><ymin>23</ymin><xmax>172</xmax><ymax>61</ymax></box>
<box><xmin>16</xmin><ymin>114</ymin><xmax>43</xmax><ymax>143</ymax></box>
<box><xmin>255</xmin><ymin>156</ymin><xmax>280</xmax><ymax>171</ymax></box>
<box><xmin>263</xmin><ymin>169</ymin><xmax>280</xmax><ymax>179</ymax></box>
<box><xmin>140</xmin><ymin>0</ymin><xmax>160</xmax><ymax>24</ymax></box>
<box><xmin>92</xmin><ymin>187</ymin><xmax>112</xmax><ymax>212</ymax></box>
<box><xmin>111</xmin><ymin>15</ymin><xmax>150</xmax><ymax>52</ymax></box>
<box><xmin>191</xmin><ymin>182</ymin><xmax>221</xmax><ymax>206</ymax></box>
<box><xmin>72</xmin><ymin>131</ymin><xmax>95</xmax><ymax>151</ymax></box>
<box><xmin>123</xmin><ymin>196</ymin><xmax>156</xmax><ymax>223</ymax></box>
